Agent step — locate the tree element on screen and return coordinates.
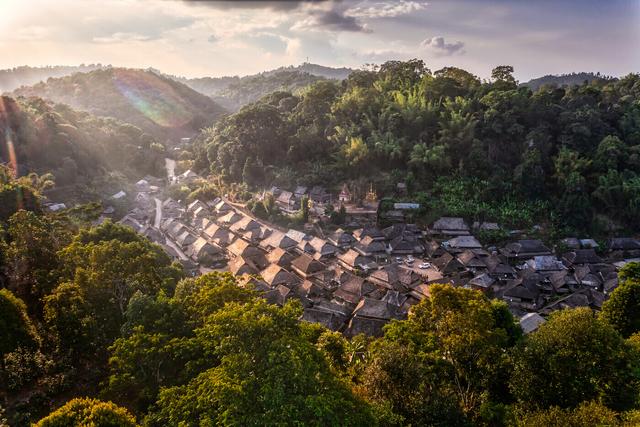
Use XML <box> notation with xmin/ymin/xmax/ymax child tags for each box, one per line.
<box><xmin>0</xmin><ymin>289</ymin><xmax>38</xmax><ymax>357</ymax></box>
<box><xmin>491</xmin><ymin>65</ymin><xmax>517</xmax><ymax>89</ymax></box>
<box><xmin>150</xmin><ymin>300</ymin><xmax>375</xmax><ymax>426</ymax></box>
<box><xmin>601</xmin><ymin>262</ymin><xmax>640</xmax><ymax>337</ymax></box>
<box><xmin>34</xmin><ymin>398</ymin><xmax>139</xmax><ymax>427</ymax></box>
<box><xmin>510</xmin><ymin>307</ymin><xmax>640</xmax><ymax>411</ymax></box>
<box><xmin>514</xmin><ymin>401</ymin><xmax>620</xmax><ymax>427</ymax></box>
<box><xmin>43</xmin><ymin>283</ymin><xmax>97</xmax><ymax>358</ymax></box>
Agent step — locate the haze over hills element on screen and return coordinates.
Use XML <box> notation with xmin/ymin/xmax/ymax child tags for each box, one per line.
<box><xmin>0</xmin><ymin>64</ymin><xmax>106</xmax><ymax>93</ymax></box>
<box><xmin>0</xmin><ymin>95</ymin><xmax>166</xmax><ymax>202</ymax></box>
<box><xmin>11</xmin><ymin>68</ymin><xmax>227</xmax><ymax>140</ymax></box>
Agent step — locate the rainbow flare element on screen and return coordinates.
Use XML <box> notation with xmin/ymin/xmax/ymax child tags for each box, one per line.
<box><xmin>113</xmin><ymin>69</ymin><xmax>194</xmax><ymax>128</ymax></box>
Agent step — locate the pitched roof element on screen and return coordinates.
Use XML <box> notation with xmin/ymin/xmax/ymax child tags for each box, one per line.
<box><xmin>309</xmin><ymin>237</ymin><xmax>339</xmax><ymax>256</ymax></box>
<box><xmin>266</xmin><ymin>247</ymin><xmax>295</xmax><ymax>267</ymax></box>
<box><xmin>353</xmin><ymin>226</ymin><xmax>385</xmax><ymax>241</ymax></box>
<box><xmin>562</xmin><ymin>249</ymin><xmax>603</xmax><ymax>265</ymax></box>
<box><xmin>368</xmin><ymin>264</ymin><xmax>420</xmax><ymax>290</ymax></box>
<box><xmin>337</xmin><ymin>249</ymin><xmax>372</xmax><ymax>268</ymax></box>
<box><xmin>502</xmin><ymin>240</ymin><xmax>551</xmax><ymax>256</ymax></box>
<box><xmin>431</xmin><ymin>217</ymin><xmax>469</xmax><ymax>232</ymax></box>
<box><xmin>228</xmin><ymin>256</ymin><xmax>259</xmax><ymax>276</ymax></box>
<box><xmin>261</xmin><ymin>264</ymin><xmax>298</xmax><ymax>287</ymax></box>
<box><xmin>290</xmin><ymin>253</ymin><xmax>326</xmax><ymax>276</ymax></box>
<box><xmin>519</xmin><ymin>313</ymin><xmax>546</xmax><ymax>334</ymax></box>
<box><xmin>445</xmin><ymin>235</ymin><xmax>482</xmax><ymax>249</ymax></box>
<box><xmin>352</xmin><ymin>298</ymin><xmax>397</xmax><ymax>320</ymax></box>
<box><xmin>260</xmin><ymin>231</ymin><xmax>297</xmax><ymax>250</ymax></box>
<box><xmin>227</xmin><ymin>239</ymin><xmax>262</xmax><ymax>259</ymax></box>
<box><xmin>525</xmin><ymin>255</ymin><xmax>566</xmax><ymax>271</ymax></box>
<box><xmin>229</xmin><ymin>215</ymin><xmax>261</xmax><ymax>232</ymax></box>
<box><xmin>217</xmin><ymin>210</ymin><xmax>243</xmax><ymax>225</ymax></box>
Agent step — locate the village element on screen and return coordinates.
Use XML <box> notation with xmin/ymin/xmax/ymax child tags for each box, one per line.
<box><xmin>89</xmin><ymin>160</ymin><xmax>640</xmax><ymax>338</ymax></box>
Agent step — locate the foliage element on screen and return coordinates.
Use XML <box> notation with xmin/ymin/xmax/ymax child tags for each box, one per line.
<box><xmin>601</xmin><ymin>262</ymin><xmax>640</xmax><ymax>337</ymax></box>
<box><xmin>34</xmin><ymin>398</ymin><xmax>139</xmax><ymax>427</ymax></box>
<box><xmin>510</xmin><ymin>307</ymin><xmax>640</xmax><ymax>411</ymax></box>
<box><xmin>0</xmin><ymin>288</ymin><xmax>38</xmax><ymax>357</ymax></box>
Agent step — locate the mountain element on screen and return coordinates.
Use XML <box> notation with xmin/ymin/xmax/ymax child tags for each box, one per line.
<box><xmin>521</xmin><ymin>72</ymin><xmax>614</xmax><ymax>91</ymax></box>
<box><xmin>175</xmin><ymin>63</ymin><xmax>353</xmax><ymax>111</ymax></box>
<box><xmin>0</xmin><ymin>64</ymin><xmax>107</xmax><ymax>93</ymax></box>
<box><xmin>0</xmin><ymin>95</ymin><xmax>166</xmax><ymax>201</ymax></box>
<box><xmin>12</xmin><ymin>68</ymin><xmax>227</xmax><ymax>140</ymax></box>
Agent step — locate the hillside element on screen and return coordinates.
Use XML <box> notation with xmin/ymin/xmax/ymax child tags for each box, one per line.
<box><xmin>12</xmin><ymin>68</ymin><xmax>227</xmax><ymax>140</ymax></box>
<box><xmin>0</xmin><ymin>64</ymin><xmax>105</xmax><ymax>93</ymax></box>
<box><xmin>176</xmin><ymin>63</ymin><xmax>352</xmax><ymax>111</ymax></box>
<box><xmin>0</xmin><ymin>95</ymin><xmax>166</xmax><ymax>201</ymax></box>
<box><xmin>521</xmin><ymin>72</ymin><xmax>613</xmax><ymax>91</ymax></box>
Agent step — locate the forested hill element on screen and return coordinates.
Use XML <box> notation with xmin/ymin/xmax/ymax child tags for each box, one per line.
<box><xmin>0</xmin><ymin>64</ymin><xmax>105</xmax><ymax>93</ymax></box>
<box><xmin>521</xmin><ymin>72</ymin><xmax>613</xmax><ymax>91</ymax></box>
<box><xmin>12</xmin><ymin>68</ymin><xmax>227</xmax><ymax>140</ymax></box>
<box><xmin>0</xmin><ymin>95</ymin><xmax>166</xmax><ymax>199</ymax></box>
<box><xmin>195</xmin><ymin>61</ymin><xmax>640</xmax><ymax>235</ymax></box>
<box><xmin>174</xmin><ymin>63</ymin><xmax>352</xmax><ymax>111</ymax></box>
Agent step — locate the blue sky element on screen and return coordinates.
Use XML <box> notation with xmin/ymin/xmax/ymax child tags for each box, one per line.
<box><xmin>0</xmin><ymin>0</ymin><xmax>637</xmax><ymax>81</ymax></box>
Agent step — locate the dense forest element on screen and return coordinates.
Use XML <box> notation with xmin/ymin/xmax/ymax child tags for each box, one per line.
<box><xmin>521</xmin><ymin>72</ymin><xmax>613</xmax><ymax>91</ymax></box>
<box><xmin>11</xmin><ymin>68</ymin><xmax>227</xmax><ymax>140</ymax></box>
<box><xmin>2</xmin><ymin>168</ymin><xmax>640</xmax><ymax>426</ymax></box>
<box><xmin>0</xmin><ymin>95</ymin><xmax>165</xmax><ymax>204</ymax></box>
<box><xmin>192</xmin><ymin>60</ymin><xmax>640</xmax><ymax>235</ymax></box>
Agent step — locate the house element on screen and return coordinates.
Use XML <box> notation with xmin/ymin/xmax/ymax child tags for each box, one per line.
<box><xmin>388</xmin><ymin>234</ymin><xmax>423</xmax><ymax>255</ymax></box>
<box><xmin>354</xmin><ymin>236</ymin><xmax>387</xmax><ymax>257</ymax></box>
<box><xmin>290</xmin><ymin>254</ymin><xmax>326</xmax><ymax>278</ymax></box>
<box><xmin>562</xmin><ymin>249</ymin><xmax>603</xmax><ymax>266</ymax></box>
<box><xmin>229</xmin><ymin>256</ymin><xmax>260</xmax><ymax>276</ymax></box>
<box><xmin>519</xmin><ymin>313</ymin><xmax>546</xmax><ymax>334</ymax></box>
<box><xmin>338</xmin><ymin>184</ymin><xmax>352</xmax><ymax>203</ymax></box>
<box><xmin>135</xmin><ymin>179</ymin><xmax>150</xmax><ymax>192</ymax></box>
<box><xmin>337</xmin><ymin>249</ymin><xmax>375</xmax><ymax>272</ymax></box>
<box><xmin>607</xmin><ymin>238</ymin><xmax>640</xmax><ymax>254</ymax></box>
<box><xmin>203</xmin><ymin>223</ymin><xmax>235</xmax><ymax>246</ymax></box>
<box><xmin>424</xmin><ymin>241</ymin><xmax>447</xmax><ymax>258</ymax></box>
<box><xmin>309</xmin><ymin>186</ymin><xmax>330</xmax><ymax>203</ymax></box>
<box><xmin>382</xmin><ymin>224</ymin><xmax>422</xmax><ymax>241</ymax></box>
<box><xmin>140</xmin><ymin>225</ymin><xmax>165</xmax><ymax>244</ymax></box>
<box><xmin>217</xmin><ymin>211</ymin><xmax>243</xmax><ymax>227</ymax></box>
<box><xmin>469</xmin><ymin>273</ymin><xmax>495</xmax><ymax>292</ymax></box>
<box><xmin>286</xmin><ymin>229</ymin><xmax>309</xmax><ymax>243</ymax></box>
<box><xmin>187</xmin><ymin>200</ymin><xmax>208</xmax><ymax>214</ymax></box>
<box><xmin>214</xmin><ymin>200</ymin><xmax>234</xmax><ymax>214</ymax></box>
<box><xmin>176</xmin><ymin>230</ymin><xmax>197</xmax><ymax>248</ymax></box>
<box><xmin>186</xmin><ymin>237</ymin><xmax>224</xmax><ymax>265</ymax></box>
<box><xmin>242</xmin><ymin>226</ymin><xmax>271</xmax><ymax>244</ymax></box>
<box><xmin>266</xmin><ymin>248</ymin><xmax>295</xmax><ymax>268</ymax></box>
<box><xmin>302</xmin><ymin>307</ymin><xmax>347</xmax><ymax>331</ymax></box>
<box><xmin>261</xmin><ymin>264</ymin><xmax>299</xmax><ymax>288</ymax></box>
<box><xmin>264</xmin><ymin>285</ymin><xmax>293</xmax><ymax>306</ymax></box>
<box><xmin>276</xmin><ymin>191</ymin><xmax>298</xmax><ymax>212</ymax></box>
<box><xmin>472</xmin><ymin>221</ymin><xmax>500</xmax><ymax>232</ymax></box>
<box><xmin>353</xmin><ymin>226</ymin><xmax>385</xmax><ymax>242</ymax></box>
<box><xmin>294</xmin><ymin>185</ymin><xmax>308</xmax><ymax>199</ymax></box>
<box><xmin>162</xmin><ymin>198</ymin><xmax>182</xmax><ymax>218</ymax></box>
<box><xmin>383</xmin><ymin>210</ymin><xmax>405</xmax><ymax>223</ymax></box>
<box><xmin>345</xmin><ymin>298</ymin><xmax>399</xmax><ymax>337</ymax></box>
<box><xmin>444</xmin><ymin>235</ymin><xmax>483</xmax><ymax>253</ymax></box>
<box><xmin>484</xmin><ymin>255</ymin><xmax>517</xmax><ymax>279</ymax></box>
<box><xmin>259</xmin><ymin>231</ymin><xmax>298</xmax><ymax>251</ymax></box>
<box><xmin>229</xmin><ymin>216</ymin><xmax>261</xmax><ymax>234</ymax></box>
<box><xmin>432</xmin><ymin>252</ymin><xmax>465</xmax><ymax>275</ymax></box>
<box><xmin>525</xmin><ymin>255</ymin><xmax>566</xmax><ymax>272</ymax></box>
<box><xmin>309</xmin><ymin>237</ymin><xmax>339</xmax><ymax>259</ymax></box>
<box><xmin>333</xmin><ymin>275</ymin><xmax>376</xmax><ymax>305</ymax></box>
<box><xmin>327</xmin><ymin>229</ymin><xmax>355</xmax><ymax>249</ymax></box>
<box><xmin>500</xmin><ymin>240</ymin><xmax>552</xmax><ymax>260</ymax></box>
<box><xmin>457</xmin><ymin>250</ymin><xmax>487</xmax><ymax>270</ymax></box>
<box><xmin>429</xmin><ymin>217</ymin><xmax>470</xmax><ymax>237</ymax></box>
<box><xmin>368</xmin><ymin>264</ymin><xmax>420</xmax><ymax>291</ymax></box>
<box><xmin>227</xmin><ymin>239</ymin><xmax>263</xmax><ymax>260</ymax></box>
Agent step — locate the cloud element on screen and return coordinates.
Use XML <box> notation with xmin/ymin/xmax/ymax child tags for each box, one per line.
<box><xmin>93</xmin><ymin>32</ymin><xmax>153</xmax><ymax>44</ymax></box>
<box><xmin>181</xmin><ymin>0</ymin><xmax>327</xmax><ymax>11</ymax></box>
<box><xmin>292</xmin><ymin>2</ymin><xmax>370</xmax><ymax>33</ymax></box>
<box><xmin>347</xmin><ymin>1</ymin><xmax>428</xmax><ymax>19</ymax></box>
<box><xmin>420</xmin><ymin>36</ymin><xmax>464</xmax><ymax>56</ymax></box>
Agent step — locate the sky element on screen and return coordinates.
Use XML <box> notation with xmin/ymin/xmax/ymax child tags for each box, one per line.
<box><xmin>0</xmin><ymin>0</ymin><xmax>638</xmax><ymax>81</ymax></box>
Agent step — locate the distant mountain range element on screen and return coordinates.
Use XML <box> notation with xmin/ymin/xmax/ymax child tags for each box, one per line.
<box><xmin>172</xmin><ymin>63</ymin><xmax>354</xmax><ymax>111</ymax></box>
<box><xmin>0</xmin><ymin>64</ymin><xmax>106</xmax><ymax>93</ymax></box>
<box><xmin>520</xmin><ymin>72</ymin><xmax>614</xmax><ymax>91</ymax></box>
<box><xmin>11</xmin><ymin>68</ymin><xmax>227</xmax><ymax>140</ymax></box>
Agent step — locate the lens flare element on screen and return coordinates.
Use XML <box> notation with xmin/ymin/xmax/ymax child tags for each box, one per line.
<box><xmin>113</xmin><ymin>69</ymin><xmax>193</xmax><ymax>128</ymax></box>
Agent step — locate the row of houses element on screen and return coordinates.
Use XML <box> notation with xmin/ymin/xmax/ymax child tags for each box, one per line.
<box><xmin>121</xmin><ymin>191</ymin><xmax>640</xmax><ymax>336</ymax></box>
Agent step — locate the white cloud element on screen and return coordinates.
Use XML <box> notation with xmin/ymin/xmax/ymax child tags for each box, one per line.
<box><xmin>93</xmin><ymin>32</ymin><xmax>153</xmax><ymax>44</ymax></box>
<box><xmin>420</xmin><ymin>36</ymin><xmax>465</xmax><ymax>56</ymax></box>
<box><xmin>347</xmin><ymin>1</ymin><xmax>428</xmax><ymax>19</ymax></box>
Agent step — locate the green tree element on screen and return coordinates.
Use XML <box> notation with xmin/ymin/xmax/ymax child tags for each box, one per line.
<box><xmin>0</xmin><ymin>288</ymin><xmax>38</xmax><ymax>357</ymax></box>
<box><xmin>34</xmin><ymin>398</ymin><xmax>139</xmax><ymax>427</ymax></box>
<box><xmin>510</xmin><ymin>307</ymin><xmax>640</xmax><ymax>411</ymax></box>
<box><xmin>151</xmin><ymin>300</ymin><xmax>375</xmax><ymax>426</ymax></box>
<box><xmin>600</xmin><ymin>262</ymin><xmax>640</xmax><ymax>337</ymax></box>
